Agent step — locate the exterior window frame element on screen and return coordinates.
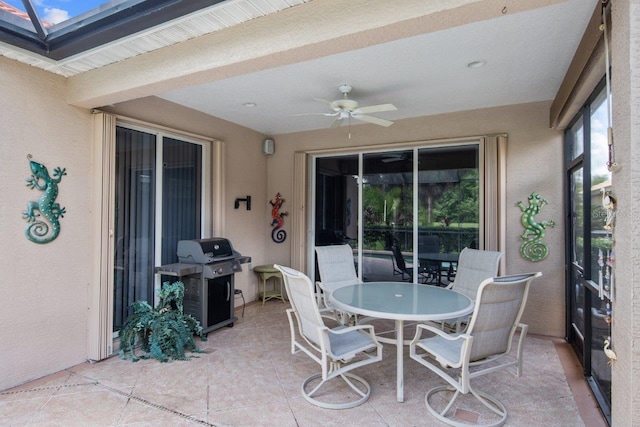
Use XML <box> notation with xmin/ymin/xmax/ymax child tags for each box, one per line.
<box><xmin>563</xmin><ymin>77</ymin><xmax>612</xmax><ymax>425</ymax></box>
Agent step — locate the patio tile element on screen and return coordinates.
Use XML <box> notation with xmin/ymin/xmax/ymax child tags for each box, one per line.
<box><xmin>28</xmin><ymin>388</ymin><xmax>127</xmax><ymax>426</ymax></box>
<box><xmin>0</xmin><ymin>396</ymin><xmax>48</xmax><ymax>426</ymax></box>
<box><xmin>208</xmin><ymin>399</ymin><xmax>298</xmax><ymax>426</ymax></box>
<box><xmin>0</xmin><ymin>299</ymin><xmax>606</xmax><ymax>427</ymax></box>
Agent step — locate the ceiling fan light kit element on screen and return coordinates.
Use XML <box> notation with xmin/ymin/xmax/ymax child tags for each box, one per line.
<box><xmin>301</xmin><ymin>84</ymin><xmax>397</xmax><ymax>134</ymax></box>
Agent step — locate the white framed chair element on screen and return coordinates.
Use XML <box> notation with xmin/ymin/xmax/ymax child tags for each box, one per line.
<box><xmin>441</xmin><ymin>248</ymin><xmax>503</xmax><ymax>331</ymax></box>
<box><xmin>410</xmin><ymin>272</ymin><xmax>542</xmax><ymax>427</ymax></box>
<box><xmin>315</xmin><ymin>244</ymin><xmax>359</xmax><ymax>324</ymax></box>
<box><xmin>274</xmin><ymin>264</ymin><xmax>383</xmax><ymax>409</ymax></box>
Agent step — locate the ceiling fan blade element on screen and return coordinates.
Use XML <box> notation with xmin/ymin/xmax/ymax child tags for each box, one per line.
<box><xmin>292</xmin><ymin>112</ymin><xmax>339</xmax><ymax>117</ymax></box>
<box><xmin>314</xmin><ymin>98</ymin><xmax>339</xmax><ymax>111</ymax></box>
<box><xmin>381</xmin><ymin>157</ymin><xmax>404</xmax><ymax>163</ymax></box>
<box><xmin>330</xmin><ymin>117</ymin><xmax>344</xmax><ymax>128</ymax></box>
<box><xmin>355</xmin><ymin>103</ymin><xmax>397</xmax><ymax>114</ymax></box>
<box><xmin>353</xmin><ymin>114</ymin><xmax>394</xmax><ymax>127</ymax></box>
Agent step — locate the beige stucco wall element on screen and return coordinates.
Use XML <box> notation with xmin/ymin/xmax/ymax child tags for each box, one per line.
<box><xmin>0</xmin><ymin>57</ymin><xmax>92</xmax><ymax>390</ymax></box>
<box><xmin>611</xmin><ymin>0</ymin><xmax>639</xmax><ymax>424</ymax></box>
<box><xmin>269</xmin><ymin>101</ymin><xmax>565</xmax><ymax>337</ymax></box>
<box><xmin>0</xmin><ymin>76</ymin><xmax>270</xmax><ymax>391</ymax></box>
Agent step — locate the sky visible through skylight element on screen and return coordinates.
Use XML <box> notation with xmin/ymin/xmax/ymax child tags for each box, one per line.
<box><xmin>5</xmin><ymin>0</ymin><xmax>108</xmax><ymax>24</ymax></box>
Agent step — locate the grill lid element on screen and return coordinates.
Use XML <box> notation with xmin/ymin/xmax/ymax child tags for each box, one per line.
<box><xmin>177</xmin><ymin>238</ymin><xmax>239</xmax><ymax>264</ymax></box>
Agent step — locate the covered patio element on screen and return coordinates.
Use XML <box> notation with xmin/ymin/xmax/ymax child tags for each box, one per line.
<box><xmin>2</xmin><ymin>0</ymin><xmax>640</xmax><ymax>424</ymax></box>
<box><xmin>1</xmin><ymin>299</ymin><xmax>605</xmax><ymax>426</ymax></box>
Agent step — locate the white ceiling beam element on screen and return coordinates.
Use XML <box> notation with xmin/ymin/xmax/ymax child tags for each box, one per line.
<box><xmin>67</xmin><ymin>0</ymin><xmax>565</xmax><ymax>109</ymax></box>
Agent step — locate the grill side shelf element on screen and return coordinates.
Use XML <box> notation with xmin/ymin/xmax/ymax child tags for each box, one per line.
<box><xmin>155</xmin><ymin>263</ymin><xmax>203</xmax><ymax>277</ymax></box>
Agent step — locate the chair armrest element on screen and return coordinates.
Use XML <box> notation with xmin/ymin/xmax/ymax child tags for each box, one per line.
<box><xmin>328</xmin><ymin>323</ymin><xmax>381</xmax><ymax>345</ymax></box>
<box><xmin>411</xmin><ymin>322</ymin><xmax>465</xmax><ymax>344</ymax></box>
<box><xmin>330</xmin><ymin>323</ymin><xmax>376</xmax><ymax>336</ymax></box>
<box><xmin>411</xmin><ymin>323</ymin><xmax>473</xmax><ymax>369</ymax></box>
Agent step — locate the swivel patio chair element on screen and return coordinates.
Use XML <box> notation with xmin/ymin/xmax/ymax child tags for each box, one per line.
<box><xmin>315</xmin><ymin>244</ymin><xmax>359</xmax><ymax>324</ymax></box>
<box><xmin>274</xmin><ymin>264</ymin><xmax>383</xmax><ymax>409</ymax></box>
<box><xmin>441</xmin><ymin>248</ymin><xmax>503</xmax><ymax>331</ymax></box>
<box><xmin>409</xmin><ymin>272</ymin><xmax>542</xmax><ymax>427</ymax></box>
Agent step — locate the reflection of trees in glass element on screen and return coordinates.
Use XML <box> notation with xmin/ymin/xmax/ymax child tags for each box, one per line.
<box><xmin>592</xmin><ymin>174</ymin><xmax>609</xmax><ymax>187</ymax></box>
<box><xmin>363</xmin><ymin>184</ymin><xmax>405</xmax><ymax>225</ymax></box>
<box><xmin>418</xmin><ymin>185</ymin><xmax>445</xmax><ymax>226</ymax></box>
<box><xmin>363</xmin><ymin>170</ymin><xmax>478</xmax><ymax>228</ymax></box>
<box><xmin>572</xmin><ymin>170</ymin><xmax>584</xmax><ymax>265</ymax></box>
<box><xmin>362</xmin><ymin>184</ymin><xmax>412</xmax><ymax>225</ymax></box>
<box><xmin>432</xmin><ymin>170</ymin><xmax>479</xmax><ymax>226</ymax></box>
<box><xmin>590</xmin><ymin>174</ymin><xmax>610</xmax><ymax>230</ymax></box>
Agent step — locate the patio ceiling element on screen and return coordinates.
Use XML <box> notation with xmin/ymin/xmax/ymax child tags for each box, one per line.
<box><xmin>0</xmin><ymin>0</ymin><xmax>599</xmax><ymax>135</ymax></box>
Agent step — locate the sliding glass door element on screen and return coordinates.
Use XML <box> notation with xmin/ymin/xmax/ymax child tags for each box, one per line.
<box><xmin>314</xmin><ymin>143</ymin><xmax>480</xmax><ymax>284</ymax></box>
<box><xmin>113</xmin><ymin>125</ymin><xmax>204</xmax><ymax>331</ymax></box>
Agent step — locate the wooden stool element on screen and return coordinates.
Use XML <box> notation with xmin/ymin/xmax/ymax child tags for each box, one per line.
<box><xmin>254</xmin><ymin>264</ymin><xmax>285</xmax><ymax>305</ymax></box>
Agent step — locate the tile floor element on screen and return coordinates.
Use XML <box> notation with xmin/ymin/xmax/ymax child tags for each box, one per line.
<box><xmin>1</xmin><ymin>300</ymin><xmax>608</xmax><ymax>426</ymax></box>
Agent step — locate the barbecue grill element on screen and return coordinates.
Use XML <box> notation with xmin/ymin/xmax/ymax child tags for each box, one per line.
<box><xmin>155</xmin><ymin>238</ymin><xmax>250</xmax><ymax>334</ymax></box>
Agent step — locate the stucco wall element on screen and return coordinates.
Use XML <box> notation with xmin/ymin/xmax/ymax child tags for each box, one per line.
<box><xmin>269</xmin><ymin>101</ymin><xmax>565</xmax><ymax>337</ymax></box>
<box><xmin>0</xmin><ymin>57</ymin><xmax>92</xmax><ymax>390</ymax></box>
<box><xmin>0</xmin><ymin>83</ymin><xmax>269</xmax><ymax>391</ymax></box>
<box><xmin>611</xmin><ymin>0</ymin><xmax>639</xmax><ymax>424</ymax></box>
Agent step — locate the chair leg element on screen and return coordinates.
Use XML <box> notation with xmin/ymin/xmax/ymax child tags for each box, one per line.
<box><xmin>302</xmin><ymin>372</ymin><xmax>372</xmax><ymax>410</ymax></box>
<box><xmin>425</xmin><ymin>384</ymin><xmax>507</xmax><ymax>427</ymax></box>
<box><xmin>515</xmin><ymin>324</ymin><xmax>529</xmax><ymax>377</ymax></box>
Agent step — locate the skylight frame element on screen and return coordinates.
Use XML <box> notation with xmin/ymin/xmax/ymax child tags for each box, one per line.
<box><xmin>0</xmin><ymin>0</ymin><xmax>227</xmax><ymax>60</ymax></box>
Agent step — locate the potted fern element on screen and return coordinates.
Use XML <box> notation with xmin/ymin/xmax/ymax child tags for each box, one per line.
<box><xmin>119</xmin><ymin>280</ymin><xmax>207</xmax><ymax>362</ymax></box>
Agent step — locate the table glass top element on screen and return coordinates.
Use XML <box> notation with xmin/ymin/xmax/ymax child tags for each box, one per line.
<box><xmin>330</xmin><ymin>282</ymin><xmax>473</xmax><ymax>321</ymax></box>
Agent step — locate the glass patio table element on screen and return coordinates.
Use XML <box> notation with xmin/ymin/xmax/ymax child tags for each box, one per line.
<box><xmin>330</xmin><ymin>282</ymin><xmax>474</xmax><ymax>402</ymax></box>
<box><xmin>419</xmin><ymin>252</ymin><xmax>460</xmax><ymax>285</ymax></box>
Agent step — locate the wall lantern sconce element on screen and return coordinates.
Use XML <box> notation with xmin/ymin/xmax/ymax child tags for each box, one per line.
<box><xmin>234</xmin><ymin>196</ymin><xmax>251</xmax><ymax>210</ymax></box>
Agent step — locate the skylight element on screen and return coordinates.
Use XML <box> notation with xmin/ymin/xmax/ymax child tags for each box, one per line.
<box><xmin>3</xmin><ymin>0</ymin><xmax>110</xmax><ymax>25</ymax></box>
<box><xmin>0</xmin><ymin>0</ymin><xmax>228</xmax><ymax>60</ymax></box>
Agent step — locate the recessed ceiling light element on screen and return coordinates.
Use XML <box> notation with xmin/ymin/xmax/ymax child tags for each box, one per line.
<box><xmin>243</xmin><ymin>102</ymin><xmax>257</xmax><ymax>107</ymax></box>
<box><xmin>467</xmin><ymin>60</ymin><xmax>487</xmax><ymax>69</ymax></box>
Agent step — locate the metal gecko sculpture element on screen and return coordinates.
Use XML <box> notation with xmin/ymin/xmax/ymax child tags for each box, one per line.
<box><xmin>516</xmin><ymin>192</ymin><xmax>555</xmax><ymax>262</ymax></box>
<box><xmin>22</xmin><ymin>155</ymin><xmax>67</xmax><ymax>244</ymax></box>
<box><xmin>270</xmin><ymin>192</ymin><xmax>288</xmax><ymax>243</ymax></box>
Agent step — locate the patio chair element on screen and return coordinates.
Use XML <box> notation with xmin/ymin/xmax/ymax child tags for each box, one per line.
<box><xmin>274</xmin><ymin>264</ymin><xmax>383</xmax><ymax>409</ymax></box>
<box><xmin>418</xmin><ymin>235</ymin><xmax>442</xmax><ymax>283</ymax></box>
<box><xmin>409</xmin><ymin>272</ymin><xmax>542</xmax><ymax>427</ymax></box>
<box><xmin>391</xmin><ymin>243</ymin><xmax>430</xmax><ymax>282</ymax></box>
<box><xmin>315</xmin><ymin>244</ymin><xmax>359</xmax><ymax>324</ymax></box>
<box><xmin>442</xmin><ymin>248</ymin><xmax>503</xmax><ymax>331</ymax></box>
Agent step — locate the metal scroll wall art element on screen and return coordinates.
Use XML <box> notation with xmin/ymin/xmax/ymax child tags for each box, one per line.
<box><xmin>270</xmin><ymin>192</ymin><xmax>288</xmax><ymax>243</ymax></box>
<box><xmin>516</xmin><ymin>192</ymin><xmax>554</xmax><ymax>262</ymax></box>
<box><xmin>22</xmin><ymin>155</ymin><xmax>67</xmax><ymax>244</ymax></box>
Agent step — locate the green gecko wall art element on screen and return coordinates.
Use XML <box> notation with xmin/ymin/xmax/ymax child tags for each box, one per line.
<box><xmin>22</xmin><ymin>155</ymin><xmax>67</xmax><ymax>244</ymax></box>
<box><xmin>516</xmin><ymin>192</ymin><xmax>555</xmax><ymax>262</ymax></box>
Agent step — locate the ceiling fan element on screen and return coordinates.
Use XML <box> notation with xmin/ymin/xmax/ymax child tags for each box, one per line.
<box><xmin>301</xmin><ymin>84</ymin><xmax>397</xmax><ymax>129</ymax></box>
